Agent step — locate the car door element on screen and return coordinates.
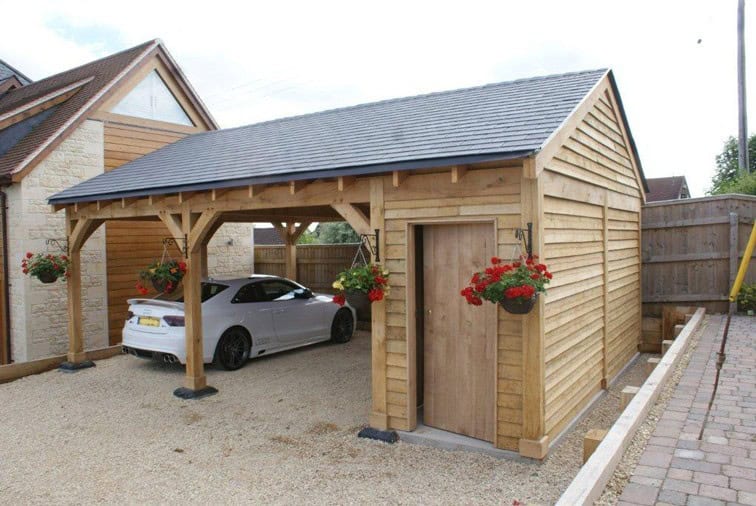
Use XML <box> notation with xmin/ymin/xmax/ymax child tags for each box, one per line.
<box><xmin>229</xmin><ymin>282</ymin><xmax>277</xmax><ymax>349</ymax></box>
<box><xmin>256</xmin><ymin>279</ymin><xmax>328</xmax><ymax>345</ymax></box>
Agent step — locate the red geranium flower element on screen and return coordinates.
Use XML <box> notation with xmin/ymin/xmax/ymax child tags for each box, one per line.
<box><xmin>26</xmin><ymin>252</ymin><xmax>33</xmax><ymax>259</ymax></box>
<box><xmin>332</xmin><ymin>294</ymin><xmax>346</xmax><ymax>306</ymax></box>
<box><xmin>368</xmin><ymin>288</ymin><xmax>384</xmax><ymax>302</ymax></box>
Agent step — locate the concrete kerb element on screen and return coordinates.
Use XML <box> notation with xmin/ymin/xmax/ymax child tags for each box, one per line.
<box><xmin>555</xmin><ymin>307</ymin><xmax>706</xmax><ymax>506</ymax></box>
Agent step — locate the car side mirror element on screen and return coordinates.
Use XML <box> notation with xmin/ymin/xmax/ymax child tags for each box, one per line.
<box><xmin>293</xmin><ymin>288</ymin><xmax>313</xmax><ymax>299</ymax></box>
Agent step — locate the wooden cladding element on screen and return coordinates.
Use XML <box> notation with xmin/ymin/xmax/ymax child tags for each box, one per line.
<box><xmin>541</xmin><ymin>90</ymin><xmax>642</xmax><ymax>440</ymax></box>
<box><xmin>103</xmin><ymin>123</ymin><xmax>189</xmax><ymax>345</ymax></box>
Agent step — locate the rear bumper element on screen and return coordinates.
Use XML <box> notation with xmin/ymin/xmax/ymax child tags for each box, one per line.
<box><xmin>122</xmin><ymin>326</ymin><xmax>187</xmax><ymax>364</ymax></box>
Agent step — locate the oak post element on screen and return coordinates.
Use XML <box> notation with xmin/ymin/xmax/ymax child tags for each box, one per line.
<box><xmin>369</xmin><ymin>177</ymin><xmax>389</xmax><ymax>429</ymax></box>
<box><xmin>63</xmin><ymin>211</ymin><xmax>103</xmax><ymax>368</ymax></box>
<box><xmin>175</xmin><ymin>208</ymin><xmax>220</xmax><ymax>397</ymax></box>
<box><xmin>519</xmin><ymin>164</ymin><xmax>548</xmax><ymax>458</ymax></box>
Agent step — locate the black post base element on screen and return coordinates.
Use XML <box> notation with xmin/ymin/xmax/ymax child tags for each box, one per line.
<box><xmin>357</xmin><ymin>427</ymin><xmax>399</xmax><ymax>444</ymax></box>
<box><xmin>173</xmin><ymin>386</ymin><xmax>218</xmax><ymax>400</ymax></box>
<box><xmin>59</xmin><ymin>360</ymin><xmax>96</xmax><ymax>372</ymax></box>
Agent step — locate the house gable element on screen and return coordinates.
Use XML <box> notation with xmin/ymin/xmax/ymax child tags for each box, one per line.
<box><xmin>110</xmin><ymin>70</ymin><xmax>193</xmax><ymax>126</ymax></box>
<box><xmin>94</xmin><ymin>47</ymin><xmax>215</xmax><ymax>133</ymax></box>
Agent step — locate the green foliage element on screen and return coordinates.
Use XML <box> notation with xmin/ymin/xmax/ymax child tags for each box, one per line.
<box><xmin>461</xmin><ymin>256</ymin><xmax>552</xmax><ymax>305</ymax></box>
<box><xmin>710</xmin><ymin>171</ymin><xmax>756</xmax><ymax>196</ymax></box>
<box><xmin>333</xmin><ymin>263</ymin><xmax>389</xmax><ymax>293</ymax></box>
<box><xmin>136</xmin><ymin>259</ymin><xmax>187</xmax><ymax>294</ymax></box>
<box><xmin>709</xmin><ymin>135</ymin><xmax>756</xmax><ymax>195</ymax></box>
<box><xmin>21</xmin><ymin>252</ymin><xmax>70</xmax><ymax>281</ymax></box>
<box><xmin>296</xmin><ymin>229</ymin><xmax>318</xmax><ymax>244</ymax></box>
<box><xmin>315</xmin><ymin>222</ymin><xmax>360</xmax><ymax>244</ymax></box>
<box><xmin>737</xmin><ymin>283</ymin><xmax>756</xmax><ymax>312</ymax></box>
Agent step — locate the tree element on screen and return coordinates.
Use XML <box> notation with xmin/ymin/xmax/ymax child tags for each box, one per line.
<box><xmin>709</xmin><ymin>134</ymin><xmax>756</xmax><ymax>194</ymax></box>
<box><xmin>315</xmin><ymin>222</ymin><xmax>360</xmax><ymax>244</ymax></box>
<box><xmin>296</xmin><ymin>229</ymin><xmax>318</xmax><ymax>244</ymax></box>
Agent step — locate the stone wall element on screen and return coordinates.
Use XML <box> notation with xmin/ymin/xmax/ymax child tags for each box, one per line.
<box><xmin>207</xmin><ymin>223</ymin><xmax>253</xmax><ymax>278</ymax></box>
<box><xmin>8</xmin><ymin>120</ymin><xmax>108</xmax><ymax>361</ymax></box>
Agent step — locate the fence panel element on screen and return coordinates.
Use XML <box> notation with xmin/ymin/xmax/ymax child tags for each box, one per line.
<box><xmin>253</xmin><ymin>244</ymin><xmax>360</xmax><ymax>293</ymax></box>
<box><xmin>641</xmin><ymin>195</ymin><xmax>756</xmax><ymax>315</ymax></box>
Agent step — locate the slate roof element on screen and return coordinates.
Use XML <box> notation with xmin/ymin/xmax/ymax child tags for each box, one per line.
<box><xmin>645</xmin><ymin>176</ymin><xmax>690</xmax><ymax>202</ymax></box>
<box><xmin>50</xmin><ymin>68</ymin><xmax>644</xmax><ymax>204</ymax></box>
<box><xmin>0</xmin><ymin>40</ymin><xmax>158</xmax><ymax>178</ymax></box>
<box><xmin>0</xmin><ymin>59</ymin><xmax>32</xmax><ymax>86</ymax></box>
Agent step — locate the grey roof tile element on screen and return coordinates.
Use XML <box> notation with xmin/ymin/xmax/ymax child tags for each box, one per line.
<box><xmin>50</xmin><ymin>68</ymin><xmax>612</xmax><ymax>203</ymax></box>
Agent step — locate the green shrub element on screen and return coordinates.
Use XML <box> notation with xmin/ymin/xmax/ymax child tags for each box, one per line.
<box><xmin>737</xmin><ymin>283</ymin><xmax>756</xmax><ymax>312</ymax></box>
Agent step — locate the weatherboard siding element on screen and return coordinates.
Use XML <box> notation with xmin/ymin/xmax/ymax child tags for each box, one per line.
<box><xmin>541</xmin><ymin>90</ymin><xmax>642</xmax><ymax>440</ymax></box>
<box><xmin>381</xmin><ymin>167</ymin><xmax>524</xmax><ymax>450</ymax></box>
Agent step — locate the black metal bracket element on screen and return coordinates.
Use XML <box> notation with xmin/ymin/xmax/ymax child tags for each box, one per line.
<box><xmin>352</xmin><ymin>229</ymin><xmax>381</xmax><ymax>267</ymax></box>
<box><xmin>514</xmin><ymin>223</ymin><xmax>533</xmax><ymax>259</ymax></box>
<box><xmin>163</xmin><ymin>236</ymin><xmax>188</xmax><ymax>258</ymax></box>
<box><xmin>59</xmin><ymin>360</ymin><xmax>95</xmax><ymax>372</ymax></box>
<box><xmin>357</xmin><ymin>426</ymin><xmax>398</xmax><ymax>444</ymax></box>
<box><xmin>46</xmin><ymin>238</ymin><xmax>69</xmax><ymax>254</ymax></box>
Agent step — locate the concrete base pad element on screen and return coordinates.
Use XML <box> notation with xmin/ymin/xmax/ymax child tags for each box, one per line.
<box><xmin>173</xmin><ymin>386</ymin><xmax>218</xmax><ymax>399</ymax></box>
<box><xmin>397</xmin><ymin>422</ymin><xmax>526</xmax><ymax>461</ymax></box>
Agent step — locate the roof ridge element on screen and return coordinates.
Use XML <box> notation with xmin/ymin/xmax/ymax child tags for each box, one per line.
<box><xmin>191</xmin><ymin>68</ymin><xmax>609</xmax><ymax>138</ymax></box>
<box><xmin>17</xmin><ymin>39</ymin><xmax>157</xmax><ymax>91</ymax></box>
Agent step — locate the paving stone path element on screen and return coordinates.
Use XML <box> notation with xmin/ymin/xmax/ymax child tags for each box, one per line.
<box><xmin>618</xmin><ymin>314</ymin><xmax>756</xmax><ymax>506</ymax></box>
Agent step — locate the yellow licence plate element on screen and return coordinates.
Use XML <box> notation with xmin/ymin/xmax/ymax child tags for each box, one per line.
<box><xmin>138</xmin><ymin>316</ymin><xmax>160</xmax><ymax>327</ymax></box>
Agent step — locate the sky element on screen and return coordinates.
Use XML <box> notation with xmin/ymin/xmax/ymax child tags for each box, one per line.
<box><xmin>1</xmin><ymin>0</ymin><xmax>754</xmax><ymax>197</ymax></box>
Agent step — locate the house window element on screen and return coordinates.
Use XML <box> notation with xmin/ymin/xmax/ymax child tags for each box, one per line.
<box><xmin>111</xmin><ymin>70</ymin><xmax>193</xmax><ymax>126</ymax></box>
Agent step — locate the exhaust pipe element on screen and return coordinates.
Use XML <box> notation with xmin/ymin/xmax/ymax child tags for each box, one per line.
<box><xmin>162</xmin><ymin>354</ymin><xmax>178</xmax><ymax>364</ymax></box>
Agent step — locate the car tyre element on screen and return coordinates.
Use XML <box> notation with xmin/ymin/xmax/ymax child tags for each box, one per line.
<box><xmin>213</xmin><ymin>327</ymin><xmax>251</xmax><ymax>371</ymax></box>
<box><xmin>331</xmin><ymin>309</ymin><xmax>354</xmax><ymax>343</ymax></box>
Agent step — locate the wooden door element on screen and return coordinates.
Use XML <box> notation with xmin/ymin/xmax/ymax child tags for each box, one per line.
<box><xmin>422</xmin><ymin>223</ymin><xmax>496</xmax><ymax>442</ymax></box>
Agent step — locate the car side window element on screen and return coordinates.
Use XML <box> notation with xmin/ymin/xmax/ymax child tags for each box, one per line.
<box><xmin>231</xmin><ymin>283</ymin><xmax>262</xmax><ymax>303</ymax></box>
<box><xmin>257</xmin><ymin>280</ymin><xmax>299</xmax><ymax>302</ymax></box>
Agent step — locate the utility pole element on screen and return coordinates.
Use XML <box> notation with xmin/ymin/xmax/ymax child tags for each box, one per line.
<box><xmin>737</xmin><ymin>0</ymin><xmax>749</xmax><ymax>174</ymax></box>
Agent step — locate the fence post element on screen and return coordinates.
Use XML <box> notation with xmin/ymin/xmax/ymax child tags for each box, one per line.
<box><xmin>729</xmin><ymin>212</ymin><xmax>739</xmax><ymax>312</ymax></box>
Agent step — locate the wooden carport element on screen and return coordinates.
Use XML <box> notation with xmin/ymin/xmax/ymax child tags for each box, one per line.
<box><xmin>57</xmin><ymin>179</ymin><xmax>377</xmax><ymax>397</ymax></box>
<box><xmin>50</xmin><ymin>69</ymin><xmax>648</xmax><ymax>458</ymax></box>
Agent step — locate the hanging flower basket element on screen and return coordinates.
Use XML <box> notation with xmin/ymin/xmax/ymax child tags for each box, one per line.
<box><xmin>500</xmin><ymin>294</ymin><xmax>538</xmax><ymax>314</ymax></box>
<box><xmin>21</xmin><ymin>252</ymin><xmax>70</xmax><ymax>284</ymax></box>
<box><xmin>136</xmin><ymin>258</ymin><xmax>187</xmax><ymax>296</ymax></box>
<box><xmin>332</xmin><ymin>263</ymin><xmax>390</xmax><ymax>307</ymax></box>
<box><xmin>461</xmin><ymin>255</ymin><xmax>552</xmax><ymax>315</ymax></box>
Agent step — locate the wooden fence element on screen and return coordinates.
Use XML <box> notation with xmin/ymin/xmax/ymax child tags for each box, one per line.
<box><xmin>253</xmin><ymin>244</ymin><xmax>360</xmax><ymax>293</ymax></box>
<box><xmin>642</xmin><ymin>194</ymin><xmax>755</xmax><ymax>315</ymax></box>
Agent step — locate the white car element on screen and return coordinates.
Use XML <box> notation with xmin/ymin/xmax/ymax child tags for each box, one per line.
<box><xmin>122</xmin><ymin>275</ymin><xmax>356</xmax><ymax>370</ymax></box>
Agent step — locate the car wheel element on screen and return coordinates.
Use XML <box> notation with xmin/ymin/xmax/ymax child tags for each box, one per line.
<box><xmin>213</xmin><ymin>327</ymin><xmax>251</xmax><ymax>371</ymax></box>
<box><xmin>331</xmin><ymin>309</ymin><xmax>354</xmax><ymax>343</ymax></box>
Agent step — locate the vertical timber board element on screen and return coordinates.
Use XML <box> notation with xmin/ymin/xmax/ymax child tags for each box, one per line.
<box><xmin>370</xmin><ymin>177</ymin><xmax>388</xmax><ymax>429</ymax></box>
<box><xmin>520</xmin><ymin>172</ymin><xmax>546</xmax><ymax>445</ymax></box>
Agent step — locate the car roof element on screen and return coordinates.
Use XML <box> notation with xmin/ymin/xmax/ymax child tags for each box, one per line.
<box><xmin>202</xmin><ymin>275</ymin><xmax>296</xmax><ymax>289</ymax></box>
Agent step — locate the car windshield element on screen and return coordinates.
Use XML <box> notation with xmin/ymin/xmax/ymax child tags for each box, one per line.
<box><xmin>157</xmin><ymin>282</ymin><xmax>229</xmax><ymax>303</ymax></box>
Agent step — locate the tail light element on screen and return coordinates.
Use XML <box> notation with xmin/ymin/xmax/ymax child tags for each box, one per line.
<box><xmin>163</xmin><ymin>315</ymin><xmax>185</xmax><ymax>327</ymax></box>
<box><xmin>126</xmin><ymin>311</ymin><xmax>134</xmax><ymax>321</ymax></box>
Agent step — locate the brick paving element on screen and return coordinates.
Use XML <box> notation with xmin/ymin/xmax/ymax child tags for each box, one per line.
<box><xmin>618</xmin><ymin>315</ymin><xmax>756</xmax><ymax>506</ymax></box>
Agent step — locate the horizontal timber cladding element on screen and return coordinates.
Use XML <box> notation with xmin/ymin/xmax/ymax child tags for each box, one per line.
<box><xmin>253</xmin><ymin>244</ymin><xmax>359</xmax><ymax>292</ymax></box>
<box><xmin>103</xmin><ymin>122</ymin><xmax>190</xmax><ymax>345</ymax></box>
<box><xmin>541</xmin><ymin>89</ymin><xmax>642</xmax><ymax>440</ymax></box>
<box><xmin>381</xmin><ymin>167</ymin><xmax>524</xmax><ymax>450</ymax></box>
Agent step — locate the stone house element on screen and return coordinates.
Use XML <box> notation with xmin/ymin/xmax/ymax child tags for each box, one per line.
<box><xmin>0</xmin><ymin>40</ymin><xmax>252</xmax><ymax>364</ymax></box>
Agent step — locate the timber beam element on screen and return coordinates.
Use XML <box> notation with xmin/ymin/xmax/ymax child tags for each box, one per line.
<box><xmin>331</xmin><ymin>203</ymin><xmax>371</xmax><ymax>235</ymax></box>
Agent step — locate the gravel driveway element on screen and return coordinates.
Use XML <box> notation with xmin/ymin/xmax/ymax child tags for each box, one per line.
<box><xmin>0</xmin><ymin>331</ymin><xmax>648</xmax><ymax>505</ymax></box>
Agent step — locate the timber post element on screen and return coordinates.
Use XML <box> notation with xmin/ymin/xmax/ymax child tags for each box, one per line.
<box><xmin>61</xmin><ymin>210</ymin><xmax>103</xmax><ymax>371</ymax></box>
<box><xmin>518</xmin><ymin>161</ymin><xmax>548</xmax><ymax>458</ymax></box>
<box><xmin>173</xmin><ymin>208</ymin><xmax>220</xmax><ymax>399</ymax></box>
<box><xmin>368</xmin><ymin>177</ymin><xmax>389</xmax><ymax>429</ymax></box>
